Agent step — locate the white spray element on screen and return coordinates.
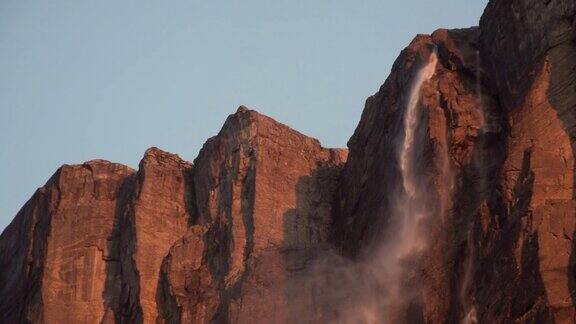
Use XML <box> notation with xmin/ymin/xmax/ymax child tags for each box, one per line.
<box><xmin>400</xmin><ymin>50</ymin><xmax>439</xmax><ymax>200</ymax></box>
<box><xmin>395</xmin><ymin>49</ymin><xmax>439</xmax><ymax>259</ymax></box>
<box><xmin>388</xmin><ymin>49</ymin><xmax>440</xmax><ymax>320</ymax></box>
<box><xmin>352</xmin><ymin>50</ymin><xmax>439</xmax><ymax>323</ymax></box>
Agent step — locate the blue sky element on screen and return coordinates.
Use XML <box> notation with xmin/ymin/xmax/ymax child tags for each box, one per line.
<box><xmin>0</xmin><ymin>0</ymin><xmax>488</xmax><ymax>231</ymax></box>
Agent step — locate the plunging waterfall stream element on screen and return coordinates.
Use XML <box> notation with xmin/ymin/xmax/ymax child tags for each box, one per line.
<box><xmin>394</xmin><ymin>49</ymin><xmax>438</xmax><ymax>261</ymax></box>
<box><xmin>400</xmin><ymin>51</ymin><xmax>438</xmax><ymax>199</ymax></box>
<box><xmin>386</xmin><ymin>49</ymin><xmax>439</xmax><ymax>317</ymax></box>
<box><xmin>367</xmin><ymin>50</ymin><xmax>440</xmax><ymax>323</ymax></box>
<box><xmin>337</xmin><ymin>50</ymin><xmax>453</xmax><ymax>324</ymax></box>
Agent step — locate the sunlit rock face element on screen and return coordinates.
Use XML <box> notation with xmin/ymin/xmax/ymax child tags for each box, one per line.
<box><xmin>0</xmin><ymin>108</ymin><xmax>348</xmax><ymax>324</ymax></box>
<box><xmin>156</xmin><ymin>107</ymin><xmax>347</xmax><ymax>323</ymax></box>
<box><xmin>0</xmin><ymin>150</ymin><xmax>194</xmax><ymax>324</ymax></box>
<box><xmin>0</xmin><ymin>161</ymin><xmax>135</xmax><ymax>323</ymax></box>
<box><xmin>114</xmin><ymin>148</ymin><xmax>193</xmax><ymax>323</ymax></box>
<box><xmin>2</xmin><ymin>0</ymin><xmax>576</xmax><ymax>323</ymax></box>
<box><xmin>332</xmin><ymin>1</ymin><xmax>576</xmax><ymax>322</ymax></box>
<box><xmin>473</xmin><ymin>1</ymin><xmax>576</xmax><ymax>323</ymax></box>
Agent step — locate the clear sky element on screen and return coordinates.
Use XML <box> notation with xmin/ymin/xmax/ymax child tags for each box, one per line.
<box><xmin>0</xmin><ymin>0</ymin><xmax>488</xmax><ymax>232</ymax></box>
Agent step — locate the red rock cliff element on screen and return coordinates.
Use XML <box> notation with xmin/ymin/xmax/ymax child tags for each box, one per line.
<box><xmin>0</xmin><ymin>161</ymin><xmax>135</xmax><ymax>323</ymax></box>
<box><xmin>156</xmin><ymin>107</ymin><xmax>347</xmax><ymax>323</ymax></box>
<box><xmin>2</xmin><ymin>1</ymin><xmax>576</xmax><ymax>323</ymax></box>
<box><xmin>331</xmin><ymin>0</ymin><xmax>576</xmax><ymax>323</ymax></box>
<box><xmin>0</xmin><ymin>108</ymin><xmax>347</xmax><ymax>324</ymax></box>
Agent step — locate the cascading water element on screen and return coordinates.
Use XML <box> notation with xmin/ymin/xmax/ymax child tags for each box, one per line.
<box><xmin>336</xmin><ymin>49</ymin><xmax>450</xmax><ymax>324</ymax></box>
<box><xmin>388</xmin><ymin>48</ymin><xmax>440</xmax><ymax>319</ymax></box>
<box><xmin>400</xmin><ymin>50</ymin><xmax>438</xmax><ymax>200</ymax></box>
<box><xmin>361</xmin><ymin>50</ymin><xmax>439</xmax><ymax>323</ymax></box>
<box><xmin>396</xmin><ymin>49</ymin><xmax>439</xmax><ymax>259</ymax></box>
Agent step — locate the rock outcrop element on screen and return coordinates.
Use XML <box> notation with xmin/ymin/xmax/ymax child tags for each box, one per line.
<box><xmin>113</xmin><ymin>148</ymin><xmax>193</xmax><ymax>323</ymax></box>
<box><xmin>332</xmin><ymin>26</ymin><xmax>497</xmax><ymax>323</ymax></box>
<box><xmin>472</xmin><ymin>1</ymin><xmax>576</xmax><ymax>323</ymax></box>
<box><xmin>156</xmin><ymin>107</ymin><xmax>347</xmax><ymax>323</ymax></box>
<box><xmin>331</xmin><ymin>0</ymin><xmax>576</xmax><ymax>323</ymax></box>
<box><xmin>0</xmin><ymin>108</ymin><xmax>347</xmax><ymax>324</ymax></box>
<box><xmin>0</xmin><ymin>151</ymin><xmax>195</xmax><ymax>323</ymax></box>
<box><xmin>0</xmin><ymin>161</ymin><xmax>135</xmax><ymax>323</ymax></box>
<box><xmin>2</xmin><ymin>0</ymin><xmax>576</xmax><ymax>323</ymax></box>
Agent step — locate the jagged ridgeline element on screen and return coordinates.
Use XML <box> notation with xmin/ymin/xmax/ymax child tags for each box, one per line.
<box><xmin>1</xmin><ymin>0</ymin><xmax>576</xmax><ymax>323</ymax></box>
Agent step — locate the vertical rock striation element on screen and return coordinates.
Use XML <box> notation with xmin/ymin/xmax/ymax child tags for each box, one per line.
<box><xmin>473</xmin><ymin>0</ymin><xmax>576</xmax><ymax>322</ymax></box>
<box><xmin>0</xmin><ymin>108</ymin><xmax>347</xmax><ymax>324</ymax></box>
<box><xmin>0</xmin><ymin>151</ymin><xmax>195</xmax><ymax>324</ymax></box>
<box><xmin>114</xmin><ymin>148</ymin><xmax>193</xmax><ymax>323</ymax></box>
<box><xmin>0</xmin><ymin>161</ymin><xmax>135</xmax><ymax>323</ymax></box>
<box><xmin>156</xmin><ymin>107</ymin><xmax>347</xmax><ymax>323</ymax></box>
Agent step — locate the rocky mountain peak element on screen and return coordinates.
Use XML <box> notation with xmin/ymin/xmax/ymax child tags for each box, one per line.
<box><xmin>2</xmin><ymin>1</ymin><xmax>576</xmax><ymax>323</ymax></box>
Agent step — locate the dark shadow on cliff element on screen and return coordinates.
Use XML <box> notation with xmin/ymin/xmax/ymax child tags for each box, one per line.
<box><xmin>282</xmin><ymin>168</ymin><xmax>329</xmax><ymax>323</ymax></box>
<box><xmin>184</xmin><ymin>166</ymin><xmax>199</xmax><ymax>227</ymax></box>
<box><xmin>203</xmin><ymin>145</ymin><xmax>256</xmax><ymax>324</ymax></box>
<box><xmin>282</xmin><ymin>164</ymin><xmax>357</xmax><ymax>323</ymax></box>
<box><xmin>155</xmin><ymin>254</ymin><xmax>181</xmax><ymax>324</ymax></box>
<box><xmin>102</xmin><ymin>174</ymin><xmax>145</xmax><ymax>324</ymax></box>
<box><xmin>102</xmin><ymin>174</ymin><xmax>132</xmax><ymax>322</ymax></box>
<box><xmin>472</xmin><ymin>149</ymin><xmax>554</xmax><ymax>322</ymax></box>
<box><xmin>281</xmin><ymin>163</ymin><xmax>427</xmax><ymax>323</ymax></box>
<box><xmin>201</xmin><ymin>163</ymin><xmax>234</xmax><ymax>324</ymax></box>
<box><xmin>444</xmin><ymin>119</ymin><xmax>507</xmax><ymax>322</ymax></box>
<box><xmin>0</xmin><ymin>173</ymin><xmax>57</xmax><ymax>323</ymax></box>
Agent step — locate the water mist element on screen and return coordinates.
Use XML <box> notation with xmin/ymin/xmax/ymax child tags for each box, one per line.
<box><xmin>349</xmin><ymin>50</ymin><xmax>440</xmax><ymax>323</ymax></box>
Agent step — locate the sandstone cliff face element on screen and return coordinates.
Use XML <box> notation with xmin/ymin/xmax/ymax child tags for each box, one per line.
<box><xmin>0</xmin><ymin>108</ymin><xmax>347</xmax><ymax>324</ymax></box>
<box><xmin>332</xmin><ymin>27</ymin><xmax>495</xmax><ymax>323</ymax></box>
<box><xmin>0</xmin><ymin>151</ymin><xmax>196</xmax><ymax>323</ymax></box>
<box><xmin>114</xmin><ymin>148</ymin><xmax>193</xmax><ymax>323</ymax></box>
<box><xmin>40</xmin><ymin>162</ymin><xmax>135</xmax><ymax>324</ymax></box>
<box><xmin>332</xmin><ymin>0</ymin><xmax>576</xmax><ymax>323</ymax></box>
<box><xmin>472</xmin><ymin>1</ymin><xmax>576</xmax><ymax>323</ymax></box>
<box><xmin>156</xmin><ymin>107</ymin><xmax>347</xmax><ymax>323</ymax></box>
<box><xmin>2</xmin><ymin>1</ymin><xmax>576</xmax><ymax>323</ymax></box>
<box><xmin>0</xmin><ymin>161</ymin><xmax>135</xmax><ymax>323</ymax></box>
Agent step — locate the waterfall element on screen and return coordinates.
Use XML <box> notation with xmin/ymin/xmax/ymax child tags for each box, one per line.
<box><xmin>337</xmin><ymin>50</ymin><xmax>442</xmax><ymax>324</ymax></box>
<box><xmin>400</xmin><ymin>50</ymin><xmax>438</xmax><ymax>200</ymax></box>
<box><xmin>395</xmin><ymin>49</ymin><xmax>439</xmax><ymax>259</ymax></box>
<box><xmin>373</xmin><ymin>49</ymin><xmax>439</xmax><ymax>322</ymax></box>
